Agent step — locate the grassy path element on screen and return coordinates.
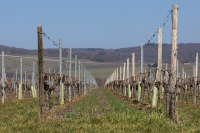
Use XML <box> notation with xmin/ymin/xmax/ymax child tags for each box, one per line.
<box><xmin>0</xmin><ymin>89</ymin><xmax>200</xmax><ymax>132</ymax></box>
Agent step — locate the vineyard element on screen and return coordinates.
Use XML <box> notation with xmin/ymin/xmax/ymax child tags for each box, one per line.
<box><xmin>1</xmin><ymin>3</ymin><xmax>200</xmax><ymax>132</ymax></box>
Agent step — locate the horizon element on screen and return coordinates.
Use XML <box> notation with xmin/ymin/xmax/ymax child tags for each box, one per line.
<box><xmin>0</xmin><ymin>42</ymin><xmax>198</xmax><ymax>51</ymax></box>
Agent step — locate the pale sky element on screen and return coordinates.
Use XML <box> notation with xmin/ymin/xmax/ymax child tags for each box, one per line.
<box><xmin>0</xmin><ymin>0</ymin><xmax>199</xmax><ymax>49</ymax></box>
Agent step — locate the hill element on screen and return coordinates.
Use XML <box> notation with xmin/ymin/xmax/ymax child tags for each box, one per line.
<box><xmin>0</xmin><ymin>43</ymin><xmax>199</xmax><ymax>63</ymax></box>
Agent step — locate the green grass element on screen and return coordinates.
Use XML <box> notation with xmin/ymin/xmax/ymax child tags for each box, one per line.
<box><xmin>1</xmin><ymin>89</ymin><xmax>200</xmax><ymax>132</ymax></box>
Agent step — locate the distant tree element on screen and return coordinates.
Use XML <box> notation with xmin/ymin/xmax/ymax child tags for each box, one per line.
<box><xmin>152</xmin><ymin>63</ymin><xmax>157</xmax><ymax>68</ymax></box>
<box><xmin>98</xmin><ymin>51</ymin><xmax>106</xmax><ymax>55</ymax></box>
<box><xmin>147</xmin><ymin>63</ymin><xmax>151</xmax><ymax>67</ymax></box>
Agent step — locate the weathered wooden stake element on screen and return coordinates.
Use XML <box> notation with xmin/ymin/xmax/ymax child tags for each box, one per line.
<box><xmin>20</xmin><ymin>58</ymin><xmax>22</xmax><ymax>99</ymax></box>
<box><xmin>170</xmin><ymin>4</ymin><xmax>178</xmax><ymax>119</ymax></box>
<box><xmin>59</xmin><ymin>38</ymin><xmax>63</xmax><ymax>104</ymax></box>
<box><xmin>120</xmin><ymin>66</ymin><xmax>122</xmax><ymax>80</ymax></box>
<box><xmin>37</xmin><ymin>25</ymin><xmax>44</xmax><ymax>115</ymax></box>
<box><xmin>157</xmin><ymin>27</ymin><xmax>162</xmax><ymax>105</ymax></box>
<box><xmin>2</xmin><ymin>51</ymin><xmax>4</xmax><ymax>103</ymax></box>
<box><xmin>127</xmin><ymin>58</ymin><xmax>131</xmax><ymax>98</ymax></box>
<box><xmin>141</xmin><ymin>43</ymin><xmax>143</xmax><ymax>80</ymax></box>
<box><xmin>195</xmin><ymin>53</ymin><xmax>198</xmax><ymax>103</ymax></box>
<box><xmin>185</xmin><ymin>71</ymin><xmax>187</xmax><ymax>93</ymax></box>
<box><xmin>78</xmin><ymin>61</ymin><xmax>80</xmax><ymax>95</ymax></box>
<box><xmin>157</xmin><ymin>27</ymin><xmax>162</xmax><ymax>82</ymax></box>
<box><xmin>123</xmin><ymin>63</ymin><xmax>126</xmax><ymax>96</ymax></box>
<box><xmin>69</xmin><ymin>48</ymin><xmax>72</xmax><ymax>101</ymax></box>
<box><xmin>132</xmin><ymin>53</ymin><xmax>135</xmax><ymax>77</ymax></box>
<box><xmin>182</xmin><ymin>67</ymin><xmax>184</xmax><ymax>79</ymax></box>
<box><xmin>193</xmin><ymin>66</ymin><xmax>195</xmax><ymax>78</ymax></box>
<box><xmin>25</xmin><ymin>71</ymin><xmax>26</xmax><ymax>97</ymax></box>
<box><xmin>75</xmin><ymin>55</ymin><xmax>77</xmax><ymax>98</ymax></box>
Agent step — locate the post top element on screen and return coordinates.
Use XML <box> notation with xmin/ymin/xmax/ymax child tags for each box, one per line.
<box><xmin>37</xmin><ymin>25</ymin><xmax>42</xmax><ymax>27</ymax></box>
<box><xmin>173</xmin><ymin>4</ymin><xmax>178</xmax><ymax>9</ymax></box>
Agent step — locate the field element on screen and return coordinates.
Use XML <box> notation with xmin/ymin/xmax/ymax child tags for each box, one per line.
<box><xmin>0</xmin><ymin>89</ymin><xmax>200</xmax><ymax>132</ymax></box>
<box><xmin>0</xmin><ymin>54</ymin><xmax>198</xmax><ymax>82</ymax></box>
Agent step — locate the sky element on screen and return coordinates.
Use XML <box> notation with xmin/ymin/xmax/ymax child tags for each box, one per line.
<box><xmin>0</xmin><ymin>0</ymin><xmax>200</xmax><ymax>50</ymax></box>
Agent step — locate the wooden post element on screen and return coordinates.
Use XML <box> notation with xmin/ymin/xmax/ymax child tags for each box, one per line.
<box><xmin>141</xmin><ymin>43</ymin><xmax>143</xmax><ymax>80</ymax></box>
<box><xmin>69</xmin><ymin>48</ymin><xmax>72</xmax><ymax>100</ymax></box>
<box><xmin>20</xmin><ymin>58</ymin><xmax>22</xmax><ymax>99</ymax></box>
<box><xmin>117</xmin><ymin>68</ymin><xmax>118</xmax><ymax>83</ymax></box>
<box><xmin>132</xmin><ymin>53</ymin><xmax>135</xmax><ymax>77</ymax></box>
<box><xmin>193</xmin><ymin>65</ymin><xmax>196</xmax><ymax>103</ymax></box>
<box><xmin>177</xmin><ymin>60</ymin><xmax>179</xmax><ymax>78</ymax></box>
<box><xmin>78</xmin><ymin>61</ymin><xmax>80</xmax><ymax>95</ymax></box>
<box><xmin>84</xmin><ymin>67</ymin><xmax>86</xmax><ymax>94</ymax></box>
<box><xmin>120</xmin><ymin>66</ymin><xmax>122</xmax><ymax>94</ymax></box>
<box><xmin>117</xmin><ymin>68</ymin><xmax>118</xmax><ymax>93</ymax></box>
<box><xmin>127</xmin><ymin>58</ymin><xmax>131</xmax><ymax>98</ymax></box>
<box><xmin>157</xmin><ymin>27</ymin><xmax>162</xmax><ymax>104</ymax></box>
<box><xmin>74</xmin><ymin>55</ymin><xmax>77</xmax><ymax>98</ymax></box>
<box><xmin>195</xmin><ymin>53</ymin><xmax>198</xmax><ymax>103</ymax></box>
<box><xmin>166</xmin><ymin>64</ymin><xmax>168</xmax><ymax>70</ymax></box>
<box><xmin>25</xmin><ymin>71</ymin><xmax>26</xmax><ymax>98</ymax></box>
<box><xmin>132</xmin><ymin>53</ymin><xmax>135</xmax><ymax>99</ymax></box>
<box><xmin>185</xmin><ymin>71</ymin><xmax>187</xmax><ymax>93</ymax></box>
<box><xmin>120</xmin><ymin>66</ymin><xmax>122</xmax><ymax>80</ymax></box>
<box><xmin>37</xmin><ymin>25</ymin><xmax>44</xmax><ymax>116</ymax></box>
<box><xmin>2</xmin><ymin>51</ymin><xmax>4</xmax><ymax>103</ymax></box>
<box><xmin>182</xmin><ymin>67</ymin><xmax>184</xmax><ymax>79</ymax></box>
<box><xmin>123</xmin><ymin>63</ymin><xmax>126</xmax><ymax>96</ymax></box>
<box><xmin>193</xmin><ymin>66</ymin><xmax>195</xmax><ymax>78</ymax></box>
<box><xmin>170</xmin><ymin>4</ymin><xmax>178</xmax><ymax>119</ymax></box>
<box><xmin>59</xmin><ymin>38</ymin><xmax>63</xmax><ymax>104</ymax></box>
<box><xmin>157</xmin><ymin>27</ymin><xmax>162</xmax><ymax>82</ymax></box>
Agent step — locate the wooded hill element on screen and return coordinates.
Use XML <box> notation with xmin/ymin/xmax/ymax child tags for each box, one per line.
<box><xmin>0</xmin><ymin>43</ymin><xmax>199</xmax><ymax>63</ymax></box>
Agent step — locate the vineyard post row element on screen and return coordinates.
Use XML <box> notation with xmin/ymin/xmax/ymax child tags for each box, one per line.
<box><xmin>104</xmin><ymin>4</ymin><xmax>190</xmax><ymax>120</ymax></box>
<box><xmin>0</xmin><ymin>27</ymin><xmax>98</xmax><ymax>116</ymax></box>
<box><xmin>37</xmin><ymin>25</ymin><xmax>98</xmax><ymax>115</ymax></box>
